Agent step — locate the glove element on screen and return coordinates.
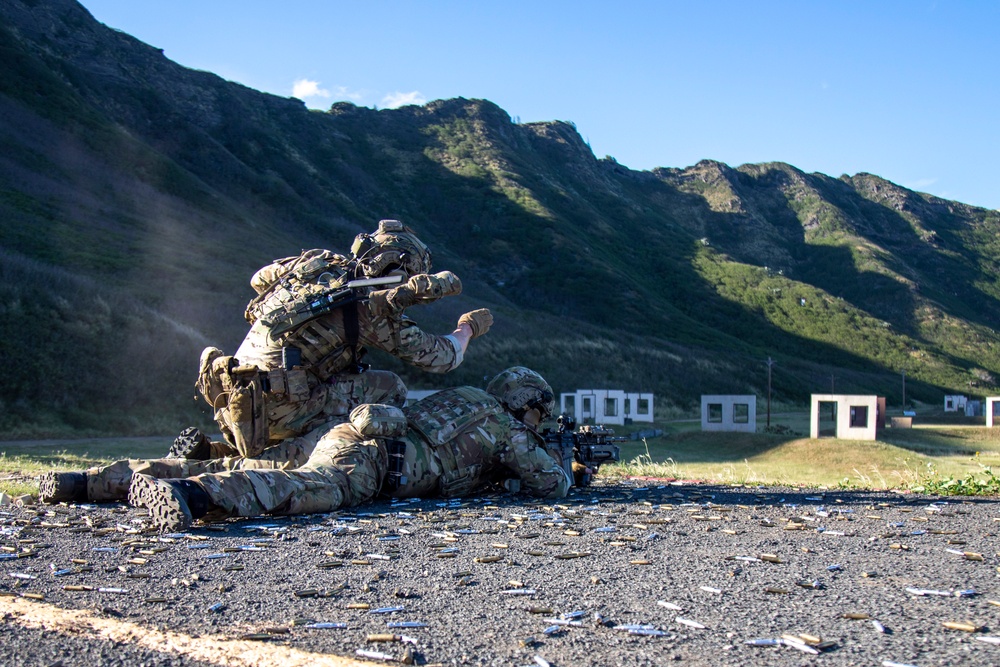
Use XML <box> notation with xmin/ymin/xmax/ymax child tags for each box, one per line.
<box><xmin>386</xmin><ymin>271</ymin><xmax>462</xmax><ymax>310</ymax></box>
<box><xmin>458</xmin><ymin>308</ymin><xmax>493</xmax><ymax>338</ymax></box>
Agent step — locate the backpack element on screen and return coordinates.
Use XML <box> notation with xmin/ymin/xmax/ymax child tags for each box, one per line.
<box><xmin>243</xmin><ymin>249</ymin><xmax>354</xmax><ymax>336</ymax></box>
<box><xmin>406</xmin><ymin>387</ymin><xmax>504</xmax><ymax>447</ymax></box>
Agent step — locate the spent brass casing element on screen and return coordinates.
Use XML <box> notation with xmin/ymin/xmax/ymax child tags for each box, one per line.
<box><xmin>942</xmin><ymin>621</ymin><xmax>980</xmax><ymax>632</ymax></box>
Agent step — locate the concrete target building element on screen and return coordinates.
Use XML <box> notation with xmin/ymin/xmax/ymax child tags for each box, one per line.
<box><xmin>559</xmin><ymin>390</ymin><xmax>654</xmax><ymax>426</ymax></box>
<box><xmin>700</xmin><ymin>395</ymin><xmax>757</xmax><ymax>433</ymax></box>
<box><xmin>987</xmin><ymin>397</ymin><xmax>1000</xmax><ymax>428</ymax></box>
<box><xmin>810</xmin><ymin>394</ymin><xmax>886</xmax><ymax>440</ymax></box>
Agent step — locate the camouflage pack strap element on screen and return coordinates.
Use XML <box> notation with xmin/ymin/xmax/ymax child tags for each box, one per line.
<box><xmin>342</xmin><ymin>295</ymin><xmax>364</xmax><ymax>373</ymax></box>
<box><xmin>385</xmin><ymin>439</ymin><xmax>408</xmax><ymax>491</ymax></box>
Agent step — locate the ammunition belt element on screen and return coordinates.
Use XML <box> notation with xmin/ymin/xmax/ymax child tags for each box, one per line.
<box><xmin>385</xmin><ymin>440</ymin><xmax>407</xmax><ymax>491</ymax></box>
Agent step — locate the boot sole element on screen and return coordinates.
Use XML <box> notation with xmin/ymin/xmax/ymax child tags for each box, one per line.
<box><xmin>129</xmin><ymin>474</ymin><xmax>193</xmax><ymax>532</ymax></box>
<box><xmin>38</xmin><ymin>472</ymin><xmax>60</xmax><ymax>503</ymax></box>
<box><xmin>167</xmin><ymin>427</ymin><xmax>211</xmax><ymax>460</ymax></box>
<box><xmin>38</xmin><ymin>472</ymin><xmax>85</xmax><ymax>504</ymax></box>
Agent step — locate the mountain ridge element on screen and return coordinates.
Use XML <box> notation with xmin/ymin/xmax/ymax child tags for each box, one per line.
<box><xmin>1</xmin><ymin>0</ymin><xmax>998</xmax><ymax>437</ymax></box>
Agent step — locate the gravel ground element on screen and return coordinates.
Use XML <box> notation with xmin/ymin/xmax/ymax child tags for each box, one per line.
<box><xmin>3</xmin><ymin>479</ymin><xmax>1000</xmax><ymax>667</ymax></box>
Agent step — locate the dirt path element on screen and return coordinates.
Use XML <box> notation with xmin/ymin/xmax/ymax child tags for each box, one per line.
<box><xmin>1</xmin><ymin>596</ymin><xmax>380</xmax><ymax>667</ymax></box>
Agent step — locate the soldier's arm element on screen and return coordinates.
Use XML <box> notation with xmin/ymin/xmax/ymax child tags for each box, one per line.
<box><xmin>393</xmin><ymin>319</ymin><xmax>468</xmax><ymax>373</ymax></box>
<box><xmin>501</xmin><ymin>424</ymin><xmax>571</xmax><ymax>499</ymax></box>
<box><xmin>360</xmin><ymin>293</ymin><xmax>468</xmax><ymax>373</ymax></box>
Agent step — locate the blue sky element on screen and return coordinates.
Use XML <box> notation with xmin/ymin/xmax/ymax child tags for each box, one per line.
<box><xmin>80</xmin><ymin>1</ymin><xmax>999</xmax><ymax>210</ymax></box>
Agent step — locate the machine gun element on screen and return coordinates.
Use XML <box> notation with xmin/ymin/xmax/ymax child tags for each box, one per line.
<box><xmin>541</xmin><ymin>414</ymin><xmax>625</xmax><ymax>487</ymax></box>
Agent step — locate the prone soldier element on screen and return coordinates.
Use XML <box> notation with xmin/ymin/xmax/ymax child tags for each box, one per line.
<box><xmin>40</xmin><ymin>368</ymin><xmax>573</xmax><ymax>530</ymax></box>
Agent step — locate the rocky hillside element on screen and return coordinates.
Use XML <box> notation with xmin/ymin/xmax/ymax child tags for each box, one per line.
<box><xmin>1</xmin><ymin>0</ymin><xmax>999</xmax><ymax>437</ymax></box>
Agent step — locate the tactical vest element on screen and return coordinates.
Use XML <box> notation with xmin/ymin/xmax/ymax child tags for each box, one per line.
<box><xmin>244</xmin><ymin>249</ymin><xmax>354</xmax><ymax>337</ymax></box>
<box><xmin>406</xmin><ymin>386</ymin><xmax>508</xmax><ymax>496</ymax></box>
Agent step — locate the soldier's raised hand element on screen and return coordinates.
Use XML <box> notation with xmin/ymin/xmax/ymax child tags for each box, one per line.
<box><xmin>458</xmin><ymin>308</ymin><xmax>493</xmax><ymax>338</ymax></box>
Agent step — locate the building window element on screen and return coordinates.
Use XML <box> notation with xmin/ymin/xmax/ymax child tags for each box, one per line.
<box><xmin>582</xmin><ymin>397</ymin><xmax>592</xmax><ymax>414</ymax></box>
<box><xmin>733</xmin><ymin>403</ymin><xmax>749</xmax><ymax>424</ymax></box>
<box><xmin>946</xmin><ymin>398</ymin><xmax>954</xmax><ymax>410</ymax></box>
<box><xmin>850</xmin><ymin>406</ymin><xmax>868</xmax><ymax>428</ymax></box>
<box><xmin>637</xmin><ymin>398</ymin><xmax>649</xmax><ymax>415</ymax></box>
<box><xmin>707</xmin><ymin>403</ymin><xmax>723</xmax><ymax>423</ymax></box>
<box><xmin>624</xmin><ymin>398</ymin><xmax>631</xmax><ymax>416</ymax></box>
<box><xmin>605</xmin><ymin>398</ymin><xmax>618</xmax><ymax>417</ymax></box>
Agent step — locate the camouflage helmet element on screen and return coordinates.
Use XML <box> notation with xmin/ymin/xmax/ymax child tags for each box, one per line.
<box><xmin>486</xmin><ymin>367</ymin><xmax>555</xmax><ymax>420</ymax></box>
<box><xmin>351</xmin><ymin>219</ymin><xmax>432</xmax><ymax>278</ymax></box>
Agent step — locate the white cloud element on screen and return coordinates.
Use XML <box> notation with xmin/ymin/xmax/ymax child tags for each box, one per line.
<box><xmin>903</xmin><ymin>177</ymin><xmax>937</xmax><ymax>191</ymax></box>
<box><xmin>332</xmin><ymin>86</ymin><xmax>364</xmax><ymax>102</ymax></box>
<box><xmin>382</xmin><ymin>91</ymin><xmax>427</xmax><ymax>109</ymax></box>
<box><xmin>292</xmin><ymin>78</ymin><xmax>330</xmax><ymax>99</ymax></box>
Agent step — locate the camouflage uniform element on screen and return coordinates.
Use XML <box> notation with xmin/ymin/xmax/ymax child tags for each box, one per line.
<box><xmin>194</xmin><ymin>387</ymin><xmax>569</xmax><ymax>519</ymax></box>
<box><xmin>115</xmin><ymin>387</ymin><xmax>569</xmax><ymax>522</ymax></box>
<box><xmin>79</xmin><ymin>435</ymin><xmax>323</xmax><ymax>502</ymax></box>
<box><xmin>200</xmin><ymin>250</ymin><xmax>466</xmax><ymax>459</ymax></box>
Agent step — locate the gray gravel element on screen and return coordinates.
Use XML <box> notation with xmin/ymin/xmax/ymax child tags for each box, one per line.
<box><xmin>3</xmin><ymin>479</ymin><xmax>1000</xmax><ymax>667</ymax></box>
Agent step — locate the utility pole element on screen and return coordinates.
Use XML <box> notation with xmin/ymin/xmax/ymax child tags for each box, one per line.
<box><xmin>766</xmin><ymin>357</ymin><xmax>775</xmax><ymax>428</ymax></box>
<box><xmin>901</xmin><ymin>370</ymin><xmax>906</xmax><ymax>413</ymax></box>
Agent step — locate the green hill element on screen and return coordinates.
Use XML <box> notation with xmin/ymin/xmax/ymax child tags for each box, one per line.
<box><xmin>1</xmin><ymin>0</ymin><xmax>998</xmax><ymax>438</ymax></box>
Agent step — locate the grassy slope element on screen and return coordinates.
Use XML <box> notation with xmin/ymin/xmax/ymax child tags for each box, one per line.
<box><xmin>0</xmin><ymin>5</ymin><xmax>998</xmax><ymax>437</ymax></box>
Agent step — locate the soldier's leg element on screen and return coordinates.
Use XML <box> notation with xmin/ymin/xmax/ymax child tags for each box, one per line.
<box><xmin>190</xmin><ymin>423</ymin><xmax>387</xmax><ymax>518</ymax></box>
<box><xmin>38</xmin><ymin>458</ymin><xmax>214</xmax><ymax>504</ymax></box>
<box><xmin>230</xmin><ymin>432</ymin><xmax>318</xmax><ymax>469</ymax></box>
<box><xmin>56</xmin><ymin>432</ymin><xmax>321</xmax><ymax>504</ymax></box>
<box><xmin>38</xmin><ymin>459</ymin><xmax>219</xmax><ymax>503</ymax></box>
<box><xmin>165</xmin><ymin>419</ymin><xmax>321</xmax><ymax>467</ymax></box>
<box><xmin>85</xmin><ymin>459</ymin><xmax>234</xmax><ymax>502</ymax></box>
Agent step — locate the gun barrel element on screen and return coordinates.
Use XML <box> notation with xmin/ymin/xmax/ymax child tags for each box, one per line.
<box><xmin>346</xmin><ymin>275</ymin><xmax>404</xmax><ymax>289</ymax></box>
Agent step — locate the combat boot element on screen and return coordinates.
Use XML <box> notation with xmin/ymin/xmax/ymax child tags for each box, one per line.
<box><xmin>38</xmin><ymin>471</ymin><xmax>89</xmax><ymax>504</ymax></box>
<box><xmin>166</xmin><ymin>427</ymin><xmax>213</xmax><ymax>460</ymax></box>
<box><xmin>129</xmin><ymin>474</ymin><xmax>213</xmax><ymax>532</ymax></box>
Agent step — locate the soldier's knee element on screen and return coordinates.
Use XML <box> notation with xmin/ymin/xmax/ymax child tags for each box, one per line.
<box><xmin>367</xmin><ymin>371</ymin><xmax>407</xmax><ymax>406</ymax></box>
<box><xmin>390</xmin><ymin>375</ymin><xmax>407</xmax><ymax>405</ymax></box>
